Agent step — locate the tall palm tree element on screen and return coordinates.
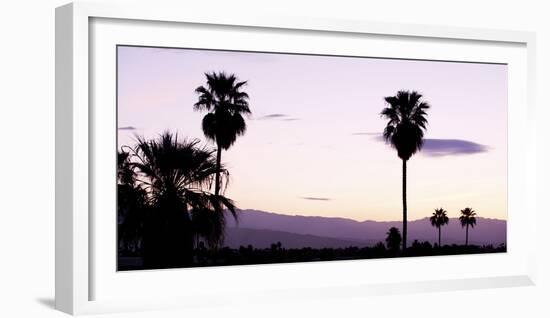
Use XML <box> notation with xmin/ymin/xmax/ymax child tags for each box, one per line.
<box><xmin>381</xmin><ymin>90</ymin><xmax>430</xmax><ymax>252</ymax></box>
<box><xmin>385</xmin><ymin>227</ymin><xmax>402</xmax><ymax>255</ymax></box>
<box><xmin>130</xmin><ymin>132</ymin><xmax>237</xmax><ymax>268</ymax></box>
<box><xmin>194</xmin><ymin>72</ymin><xmax>251</xmax><ymax>196</ymax></box>
<box><xmin>459</xmin><ymin>207</ymin><xmax>477</xmax><ymax>246</ymax></box>
<box><xmin>429</xmin><ymin>208</ymin><xmax>449</xmax><ymax>247</ymax></box>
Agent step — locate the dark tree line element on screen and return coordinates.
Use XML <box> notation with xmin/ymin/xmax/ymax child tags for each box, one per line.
<box><xmin>119</xmin><ymin>240</ymin><xmax>505</xmax><ymax>270</ymax></box>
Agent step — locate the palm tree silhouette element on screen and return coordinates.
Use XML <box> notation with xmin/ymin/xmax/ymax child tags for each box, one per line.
<box><xmin>117</xmin><ymin>150</ymin><xmax>147</xmax><ymax>255</ymax></box>
<box><xmin>385</xmin><ymin>227</ymin><xmax>402</xmax><ymax>255</ymax></box>
<box><xmin>131</xmin><ymin>132</ymin><xmax>237</xmax><ymax>268</ymax></box>
<box><xmin>194</xmin><ymin>72</ymin><xmax>251</xmax><ymax>196</ymax></box>
<box><xmin>117</xmin><ymin>150</ymin><xmax>135</xmax><ymax>186</ymax></box>
<box><xmin>429</xmin><ymin>208</ymin><xmax>449</xmax><ymax>247</ymax></box>
<box><xmin>459</xmin><ymin>207</ymin><xmax>477</xmax><ymax>246</ymax></box>
<box><xmin>381</xmin><ymin>90</ymin><xmax>430</xmax><ymax>252</ymax></box>
<box><xmin>191</xmin><ymin>207</ymin><xmax>229</xmax><ymax>249</ymax></box>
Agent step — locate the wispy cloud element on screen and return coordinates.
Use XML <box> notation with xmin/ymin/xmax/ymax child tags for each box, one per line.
<box><xmin>301</xmin><ymin>196</ymin><xmax>331</xmax><ymax>201</ymax></box>
<box><xmin>118</xmin><ymin>126</ymin><xmax>137</xmax><ymax>131</ymax></box>
<box><xmin>259</xmin><ymin>114</ymin><xmax>287</xmax><ymax>119</ymax></box>
<box><xmin>421</xmin><ymin>139</ymin><xmax>489</xmax><ymax>157</ymax></box>
<box><xmin>256</xmin><ymin>113</ymin><xmax>300</xmax><ymax>121</ymax></box>
<box><xmin>360</xmin><ymin>133</ymin><xmax>489</xmax><ymax>156</ymax></box>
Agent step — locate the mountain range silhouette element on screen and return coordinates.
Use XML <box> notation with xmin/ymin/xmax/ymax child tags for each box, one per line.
<box><xmin>223</xmin><ymin>209</ymin><xmax>506</xmax><ymax>248</ymax></box>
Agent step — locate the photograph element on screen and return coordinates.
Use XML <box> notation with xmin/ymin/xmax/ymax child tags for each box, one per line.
<box><xmin>116</xmin><ymin>45</ymin><xmax>507</xmax><ymax>270</ymax></box>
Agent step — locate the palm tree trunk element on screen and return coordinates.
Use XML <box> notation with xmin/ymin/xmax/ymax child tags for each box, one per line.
<box><xmin>402</xmin><ymin>159</ymin><xmax>407</xmax><ymax>253</ymax></box>
<box><xmin>438</xmin><ymin>226</ymin><xmax>441</xmax><ymax>247</ymax></box>
<box><xmin>214</xmin><ymin>146</ymin><xmax>222</xmax><ymax>196</ymax></box>
<box><xmin>465</xmin><ymin>225</ymin><xmax>469</xmax><ymax>246</ymax></box>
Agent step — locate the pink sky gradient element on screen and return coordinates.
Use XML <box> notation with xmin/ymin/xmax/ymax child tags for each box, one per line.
<box><xmin>117</xmin><ymin>46</ymin><xmax>507</xmax><ymax>222</ymax></box>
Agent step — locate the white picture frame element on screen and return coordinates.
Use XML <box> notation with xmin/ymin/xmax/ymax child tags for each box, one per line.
<box><xmin>55</xmin><ymin>2</ymin><xmax>537</xmax><ymax>315</ymax></box>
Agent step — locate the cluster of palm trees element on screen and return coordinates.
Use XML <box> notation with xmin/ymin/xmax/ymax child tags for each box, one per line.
<box><xmin>117</xmin><ymin>72</ymin><xmax>251</xmax><ymax>268</ymax></box>
<box><xmin>384</xmin><ymin>207</ymin><xmax>477</xmax><ymax>254</ymax></box>
<box><xmin>380</xmin><ymin>90</ymin><xmax>480</xmax><ymax>253</ymax></box>
<box><xmin>429</xmin><ymin>207</ymin><xmax>478</xmax><ymax>246</ymax></box>
<box><xmin>118</xmin><ymin>72</ymin><xmax>481</xmax><ymax>267</ymax></box>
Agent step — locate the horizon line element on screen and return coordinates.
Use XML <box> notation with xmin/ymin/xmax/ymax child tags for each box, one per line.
<box><xmin>232</xmin><ymin>208</ymin><xmax>507</xmax><ymax>223</ymax></box>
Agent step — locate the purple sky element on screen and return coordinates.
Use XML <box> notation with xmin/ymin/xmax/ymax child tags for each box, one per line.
<box><xmin>117</xmin><ymin>46</ymin><xmax>507</xmax><ymax>222</ymax></box>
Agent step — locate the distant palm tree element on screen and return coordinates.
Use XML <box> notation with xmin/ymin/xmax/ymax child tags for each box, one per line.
<box><xmin>381</xmin><ymin>90</ymin><xmax>430</xmax><ymax>252</ymax></box>
<box><xmin>385</xmin><ymin>227</ymin><xmax>402</xmax><ymax>254</ymax></box>
<box><xmin>194</xmin><ymin>72</ymin><xmax>251</xmax><ymax>196</ymax></box>
<box><xmin>459</xmin><ymin>207</ymin><xmax>477</xmax><ymax>246</ymax></box>
<box><xmin>131</xmin><ymin>132</ymin><xmax>237</xmax><ymax>267</ymax></box>
<box><xmin>429</xmin><ymin>208</ymin><xmax>449</xmax><ymax>247</ymax></box>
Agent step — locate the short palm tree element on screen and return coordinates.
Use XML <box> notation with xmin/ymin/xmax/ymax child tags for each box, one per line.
<box><xmin>117</xmin><ymin>150</ymin><xmax>148</xmax><ymax>254</ymax></box>
<box><xmin>385</xmin><ymin>227</ymin><xmax>402</xmax><ymax>255</ymax></box>
<box><xmin>117</xmin><ymin>150</ymin><xmax>136</xmax><ymax>186</ymax></box>
<box><xmin>194</xmin><ymin>72</ymin><xmax>251</xmax><ymax>196</ymax></box>
<box><xmin>429</xmin><ymin>208</ymin><xmax>449</xmax><ymax>247</ymax></box>
<box><xmin>131</xmin><ymin>132</ymin><xmax>237</xmax><ymax>267</ymax></box>
<box><xmin>459</xmin><ymin>207</ymin><xmax>477</xmax><ymax>246</ymax></box>
<box><xmin>381</xmin><ymin>90</ymin><xmax>430</xmax><ymax>252</ymax></box>
<box><xmin>191</xmin><ymin>207</ymin><xmax>228</xmax><ymax>249</ymax></box>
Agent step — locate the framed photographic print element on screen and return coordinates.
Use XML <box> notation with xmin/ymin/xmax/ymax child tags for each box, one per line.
<box><xmin>55</xmin><ymin>2</ymin><xmax>537</xmax><ymax>315</ymax></box>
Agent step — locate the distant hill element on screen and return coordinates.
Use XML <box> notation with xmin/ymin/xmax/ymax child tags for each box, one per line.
<box><xmin>223</xmin><ymin>209</ymin><xmax>506</xmax><ymax>248</ymax></box>
<box><xmin>224</xmin><ymin>227</ymin><xmax>372</xmax><ymax>249</ymax></box>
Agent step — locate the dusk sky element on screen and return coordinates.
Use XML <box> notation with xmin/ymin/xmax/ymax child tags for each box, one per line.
<box><xmin>117</xmin><ymin>45</ymin><xmax>507</xmax><ymax>222</ymax></box>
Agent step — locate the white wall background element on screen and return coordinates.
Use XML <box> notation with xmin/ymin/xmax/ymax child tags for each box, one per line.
<box><xmin>0</xmin><ymin>0</ymin><xmax>548</xmax><ymax>317</ymax></box>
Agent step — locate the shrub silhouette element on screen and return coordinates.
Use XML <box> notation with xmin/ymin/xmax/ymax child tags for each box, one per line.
<box><xmin>385</xmin><ymin>227</ymin><xmax>402</xmax><ymax>255</ymax></box>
